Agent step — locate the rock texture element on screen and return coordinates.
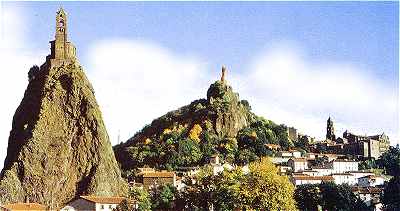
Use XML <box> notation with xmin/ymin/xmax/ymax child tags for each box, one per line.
<box><xmin>0</xmin><ymin>62</ymin><xmax>127</xmax><ymax>208</ymax></box>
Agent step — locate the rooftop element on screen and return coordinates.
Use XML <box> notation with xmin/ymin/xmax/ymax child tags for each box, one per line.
<box><xmin>292</xmin><ymin>175</ymin><xmax>334</xmax><ymax>181</ymax></box>
<box><xmin>333</xmin><ymin>159</ymin><xmax>358</xmax><ymax>163</ymax></box>
<box><xmin>81</xmin><ymin>196</ymin><xmax>130</xmax><ymax>204</ymax></box>
<box><xmin>352</xmin><ymin>187</ymin><xmax>383</xmax><ymax>194</ymax></box>
<box><xmin>331</xmin><ymin>173</ymin><xmax>354</xmax><ymax>176</ymax></box>
<box><xmin>142</xmin><ymin>171</ymin><xmax>175</xmax><ymax>178</ymax></box>
<box><xmin>289</xmin><ymin>158</ymin><xmax>308</xmax><ymax>162</ymax></box>
<box><xmin>0</xmin><ymin>203</ymin><xmax>46</xmax><ymax>210</ymax></box>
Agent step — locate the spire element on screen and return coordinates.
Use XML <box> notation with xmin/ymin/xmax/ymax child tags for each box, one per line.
<box><xmin>221</xmin><ymin>65</ymin><xmax>226</xmax><ymax>82</ymax></box>
<box><xmin>326</xmin><ymin>116</ymin><xmax>335</xmax><ymax>141</ymax></box>
<box><xmin>48</xmin><ymin>8</ymin><xmax>77</xmax><ymax>67</ymax></box>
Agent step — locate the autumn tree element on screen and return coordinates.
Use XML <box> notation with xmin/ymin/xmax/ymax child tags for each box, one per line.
<box><xmin>181</xmin><ymin>158</ymin><xmax>297</xmax><ymax>210</ymax></box>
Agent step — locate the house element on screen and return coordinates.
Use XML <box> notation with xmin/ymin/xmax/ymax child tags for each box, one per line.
<box><xmin>298</xmin><ymin>170</ymin><xmax>319</xmax><ymax>176</ymax></box>
<box><xmin>289</xmin><ymin>149</ymin><xmax>302</xmax><ymax>158</ymax></box>
<box><xmin>352</xmin><ymin>187</ymin><xmax>383</xmax><ymax>210</ymax></box>
<box><xmin>61</xmin><ymin>196</ymin><xmax>134</xmax><ymax>211</ymax></box>
<box><xmin>210</xmin><ymin>154</ymin><xmax>220</xmax><ymax>165</ymax></box>
<box><xmin>331</xmin><ymin>173</ymin><xmax>357</xmax><ymax>185</ymax></box>
<box><xmin>332</xmin><ymin>159</ymin><xmax>358</xmax><ymax>173</ymax></box>
<box><xmin>311</xmin><ymin>166</ymin><xmax>333</xmax><ymax>176</ymax></box>
<box><xmin>270</xmin><ymin>156</ymin><xmax>290</xmax><ymax>164</ymax></box>
<box><xmin>291</xmin><ymin>175</ymin><xmax>334</xmax><ymax>186</ymax></box>
<box><xmin>278</xmin><ymin>165</ymin><xmax>292</xmax><ymax>174</ymax></box>
<box><xmin>141</xmin><ymin>171</ymin><xmax>176</xmax><ymax>189</ymax></box>
<box><xmin>347</xmin><ymin>171</ymin><xmax>375</xmax><ymax>180</ymax></box>
<box><xmin>278</xmin><ymin>151</ymin><xmax>293</xmax><ymax>157</ymax></box>
<box><xmin>288</xmin><ymin>158</ymin><xmax>308</xmax><ymax>172</ymax></box>
<box><xmin>358</xmin><ymin>175</ymin><xmax>385</xmax><ymax>187</ymax></box>
<box><xmin>0</xmin><ymin>203</ymin><xmax>46</xmax><ymax>211</ymax></box>
<box><xmin>265</xmin><ymin>144</ymin><xmax>281</xmax><ymax>151</ymax></box>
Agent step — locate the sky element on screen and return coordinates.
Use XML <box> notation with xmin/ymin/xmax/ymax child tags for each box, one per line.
<box><xmin>0</xmin><ymin>2</ymin><xmax>398</xmax><ymax>169</ymax></box>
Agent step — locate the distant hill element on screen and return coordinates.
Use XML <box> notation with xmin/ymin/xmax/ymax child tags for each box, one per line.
<box><xmin>114</xmin><ymin>69</ymin><xmax>294</xmax><ymax>176</ymax></box>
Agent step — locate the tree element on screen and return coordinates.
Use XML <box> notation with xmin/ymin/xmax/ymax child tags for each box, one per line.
<box><xmin>151</xmin><ymin>184</ymin><xmax>177</xmax><ymax>210</ymax></box>
<box><xmin>382</xmin><ymin>176</ymin><xmax>400</xmax><ymax>210</ymax></box>
<box><xmin>114</xmin><ymin>199</ymin><xmax>132</xmax><ymax>211</ymax></box>
<box><xmin>181</xmin><ymin>158</ymin><xmax>297</xmax><ymax>210</ymax></box>
<box><xmin>295</xmin><ymin>135</ymin><xmax>311</xmax><ymax>152</ymax></box>
<box><xmin>294</xmin><ymin>184</ymin><xmax>321</xmax><ymax>211</ymax></box>
<box><xmin>378</xmin><ymin>146</ymin><xmax>400</xmax><ymax>176</ymax></box>
<box><xmin>358</xmin><ymin>158</ymin><xmax>377</xmax><ymax>170</ymax></box>
<box><xmin>129</xmin><ymin>186</ymin><xmax>151</xmax><ymax>211</ymax></box>
<box><xmin>240</xmin><ymin>158</ymin><xmax>297</xmax><ymax>210</ymax></box>
<box><xmin>177</xmin><ymin>138</ymin><xmax>202</xmax><ymax>166</ymax></box>
<box><xmin>319</xmin><ymin>182</ymin><xmax>368</xmax><ymax>211</ymax></box>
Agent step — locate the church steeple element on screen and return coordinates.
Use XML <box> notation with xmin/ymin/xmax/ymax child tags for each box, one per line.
<box><xmin>48</xmin><ymin>7</ymin><xmax>77</xmax><ymax>67</ymax></box>
<box><xmin>326</xmin><ymin>116</ymin><xmax>336</xmax><ymax>141</ymax></box>
<box><xmin>56</xmin><ymin>8</ymin><xmax>67</xmax><ymax>44</ymax></box>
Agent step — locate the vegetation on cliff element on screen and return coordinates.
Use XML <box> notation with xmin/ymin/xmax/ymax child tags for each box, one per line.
<box><xmin>114</xmin><ymin>79</ymin><xmax>293</xmax><ymax>176</ymax></box>
<box><xmin>0</xmin><ymin>62</ymin><xmax>127</xmax><ymax>207</ymax></box>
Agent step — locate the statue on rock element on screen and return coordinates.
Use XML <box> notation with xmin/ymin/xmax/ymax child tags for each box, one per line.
<box><xmin>221</xmin><ymin>65</ymin><xmax>227</xmax><ymax>83</ymax></box>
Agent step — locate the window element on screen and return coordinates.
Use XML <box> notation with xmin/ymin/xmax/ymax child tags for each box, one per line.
<box><xmin>100</xmin><ymin>205</ymin><xmax>104</xmax><ymax>209</ymax></box>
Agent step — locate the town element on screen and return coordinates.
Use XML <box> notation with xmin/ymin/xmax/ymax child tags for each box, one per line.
<box><xmin>0</xmin><ymin>5</ymin><xmax>398</xmax><ymax>211</ymax></box>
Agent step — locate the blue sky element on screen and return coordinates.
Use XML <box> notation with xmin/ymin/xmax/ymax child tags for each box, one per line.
<box><xmin>0</xmin><ymin>2</ymin><xmax>398</xmax><ymax>168</ymax></box>
<box><xmin>18</xmin><ymin>2</ymin><xmax>399</xmax><ymax>86</ymax></box>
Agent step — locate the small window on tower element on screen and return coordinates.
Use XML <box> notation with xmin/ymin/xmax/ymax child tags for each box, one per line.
<box><xmin>59</xmin><ymin>20</ymin><xmax>64</xmax><ymax>27</ymax></box>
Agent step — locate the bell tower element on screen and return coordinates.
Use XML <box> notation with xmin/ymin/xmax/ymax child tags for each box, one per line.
<box><xmin>48</xmin><ymin>7</ymin><xmax>77</xmax><ymax>67</ymax></box>
<box><xmin>326</xmin><ymin>116</ymin><xmax>336</xmax><ymax>141</ymax></box>
<box><xmin>55</xmin><ymin>8</ymin><xmax>67</xmax><ymax>59</ymax></box>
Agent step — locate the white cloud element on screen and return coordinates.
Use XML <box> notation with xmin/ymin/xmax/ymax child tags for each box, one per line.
<box><xmin>86</xmin><ymin>39</ymin><xmax>213</xmax><ymax>145</ymax></box>
<box><xmin>0</xmin><ymin>6</ymin><xmax>45</xmax><ymax>170</ymax></box>
<box><xmin>230</xmin><ymin>42</ymin><xmax>399</xmax><ymax>144</ymax></box>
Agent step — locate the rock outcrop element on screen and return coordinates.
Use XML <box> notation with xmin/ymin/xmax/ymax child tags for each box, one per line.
<box><xmin>0</xmin><ymin>62</ymin><xmax>127</xmax><ymax>207</ymax></box>
<box><xmin>114</xmin><ymin>68</ymin><xmax>257</xmax><ymax>172</ymax></box>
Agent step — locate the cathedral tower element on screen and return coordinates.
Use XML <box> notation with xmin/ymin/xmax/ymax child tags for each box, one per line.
<box><xmin>48</xmin><ymin>8</ymin><xmax>77</xmax><ymax>67</ymax></box>
<box><xmin>326</xmin><ymin>116</ymin><xmax>336</xmax><ymax>141</ymax></box>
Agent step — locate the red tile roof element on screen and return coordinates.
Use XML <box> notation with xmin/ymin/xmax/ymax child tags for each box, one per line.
<box><xmin>292</xmin><ymin>175</ymin><xmax>334</xmax><ymax>181</ymax></box>
<box><xmin>143</xmin><ymin>171</ymin><xmax>175</xmax><ymax>178</ymax></box>
<box><xmin>81</xmin><ymin>196</ymin><xmax>128</xmax><ymax>204</ymax></box>
<box><xmin>1</xmin><ymin>203</ymin><xmax>46</xmax><ymax>210</ymax></box>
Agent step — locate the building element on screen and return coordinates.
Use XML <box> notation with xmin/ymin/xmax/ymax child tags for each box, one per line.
<box><xmin>61</xmin><ymin>196</ymin><xmax>133</xmax><ymax>211</ymax></box>
<box><xmin>311</xmin><ymin>166</ymin><xmax>333</xmax><ymax>176</ymax></box>
<box><xmin>358</xmin><ymin>175</ymin><xmax>385</xmax><ymax>187</ymax></box>
<box><xmin>331</xmin><ymin>173</ymin><xmax>357</xmax><ymax>185</ymax></box>
<box><xmin>342</xmin><ymin>131</ymin><xmax>390</xmax><ymax>159</ymax></box>
<box><xmin>45</xmin><ymin>8</ymin><xmax>77</xmax><ymax>68</ymax></box>
<box><xmin>298</xmin><ymin>170</ymin><xmax>319</xmax><ymax>176</ymax></box>
<box><xmin>287</xmin><ymin>127</ymin><xmax>298</xmax><ymax>142</ymax></box>
<box><xmin>140</xmin><ymin>171</ymin><xmax>176</xmax><ymax>189</ymax></box>
<box><xmin>265</xmin><ymin>144</ymin><xmax>281</xmax><ymax>151</ymax></box>
<box><xmin>0</xmin><ymin>203</ymin><xmax>46</xmax><ymax>211</ymax></box>
<box><xmin>326</xmin><ymin>117</ymin><xmax>336</xmax><ymax>141</ymax></box>
<box><xmin>289</xmin><ymin>149</ymin><xmax>302</xmax><ymax>158</ymax></box>
<box><xmin>352</xmin><ymin>187</ymin><xmax>383</xmax><ymax>210</ymax></box>
<box><xmin>288</xmin><ymin>158</ymin><xmax>308</xmax><ymax>172</ymax></box>
<box><xmin>291</xmin><ymin>175</ymin><xmax>334</xmax><ymax>186</ymax></box>
<box><xmin>210</xmin><ymin>154</ymin><xmax>220</xmax><ymax>165</ymax></box>
<box><xmin>347</xmin><ymin>171</ymin><xmax>375</xmax><ymax>180</ymax></box>
<box><xmin>332</xmin><ymin>159</ymin><xmax>358</xmax><ymax>173</ymax></box>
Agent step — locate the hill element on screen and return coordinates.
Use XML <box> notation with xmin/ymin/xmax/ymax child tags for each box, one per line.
<box><xmin>114</xmin><ymin>68</ymin><xmax>294</xmax><ymax>176</ymax></box>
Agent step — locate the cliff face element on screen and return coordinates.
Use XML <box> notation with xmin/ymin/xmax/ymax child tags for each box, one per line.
<box><xmin>0</xmin><ymin>62</ymin><xmax>127</xmax><ymax>207</ymax></box>
<box><xmin>207</xmin><ymin>81</ymin><xmax>253</xmax><ymax>138</ymax></box>
<box><xmin>114</xmin><ymin>79</ymin><xmax>257</xmax><ymax>172</ymax></box>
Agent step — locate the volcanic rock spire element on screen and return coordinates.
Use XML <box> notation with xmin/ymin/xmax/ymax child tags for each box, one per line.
<box><xmin>0</xmin><ymin>8</ymin><xmax>127</xmax><ymax>208</ymax></box>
